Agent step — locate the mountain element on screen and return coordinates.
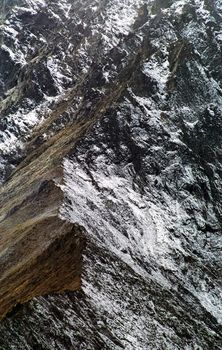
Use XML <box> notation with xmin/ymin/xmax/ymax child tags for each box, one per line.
<box><xmin>0</xmin><ymin>0</ymin><xmax>221</xmax><ymax>349</ymax></box>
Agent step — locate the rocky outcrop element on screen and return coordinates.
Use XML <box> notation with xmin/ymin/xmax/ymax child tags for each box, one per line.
<box><xmin>0</xmin><ymin>0</ymin><xmax>222</xmax><ymax>349</ymax></box>
<box><xmin>0</xmin><ymin>216</ymin><xmax>85</xmax><ymax>320</ymax></box>
<box><xmin>0</xmin><ymin>165</ymin><xmax>86</xmax><ymax>319</ymax></box>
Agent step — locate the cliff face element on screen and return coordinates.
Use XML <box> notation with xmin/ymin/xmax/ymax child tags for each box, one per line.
<box><xmin>0</xmin><ymin>0</ymin><xmax>222</xmax><ymax>349</ymax></box>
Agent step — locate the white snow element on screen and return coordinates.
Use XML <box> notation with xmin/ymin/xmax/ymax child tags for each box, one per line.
<box><xmin>61</xmin><ymin>156</ymin><xmax>177</xmax><ymax>287</ymax></box>
<box><xmin>143</xmin><ymin>50</ymin><xmax>170</xmax><ymax>95</ymax></box>
<box><xmin>171</xmin><ymin>0</ymin><xmax>186</xmax><ymax>15</ymax></box>
<box><xmin>1</xmin><ymin>44</ymin><xmax>26</xmax><ymax>66</ymax></box>
<box><xmin>100</xmin><ymin>0</ymin><xmax>146</xmax><ymax>49</ymax></box>
<box><xmin>197</xmin><ymin>290</ymin><xmax>222</xmax><ymax>324</ymax></box>
<box><xmin>47</xmin><ymin>57</ymin><xmax>72</xmax><ymax>93</ymax></box>
<box><xmin>0</xmin><ymin>109</ymin><xmax>41</xmax><ymax>153</ymax></box>
<box><xmin>2</xmin><ymin>26</ymin><xmax>19</xmax><ymax>38</ymax></box>
<box><xmin>22</xmin><ymin>0</ymin><xmax>46</xmax><ymax>11</ymax></box>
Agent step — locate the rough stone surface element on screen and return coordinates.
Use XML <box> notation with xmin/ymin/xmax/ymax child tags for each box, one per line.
<box><xmin>0</xmin><ymin>0</ymin><xmax>222</xmax><ymax>349</ymax></box>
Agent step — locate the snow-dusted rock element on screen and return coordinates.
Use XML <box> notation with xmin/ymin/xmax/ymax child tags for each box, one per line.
<box><xmin>0</xmin><ymin>0</ymin><xmax>221</xmax><ymax>349</ymax></box>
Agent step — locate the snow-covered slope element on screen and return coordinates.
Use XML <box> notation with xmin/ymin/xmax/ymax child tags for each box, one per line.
<box><xmin>0</xmin><ymin>0</ymin><xmax>221</xmax><ymax>349</ymax></box>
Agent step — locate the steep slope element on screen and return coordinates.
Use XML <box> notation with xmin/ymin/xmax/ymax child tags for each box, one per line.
<box><xmin>0</xmin><ymin>0</ymin><xmax>222</xmax><ymax>349</ymax></box>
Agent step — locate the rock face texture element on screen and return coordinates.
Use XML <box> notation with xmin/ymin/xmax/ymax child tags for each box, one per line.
<box><xmin>0</xmin><ymin>0</ymin><xmax>222</xmax><ymax>349</ymax></box>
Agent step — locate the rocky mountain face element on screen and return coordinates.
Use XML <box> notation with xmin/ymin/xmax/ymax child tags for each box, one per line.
<box><xmin>0</xmin><ymin>0</ymin><xmax>222</xmax><ymax>349</ymax></box>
